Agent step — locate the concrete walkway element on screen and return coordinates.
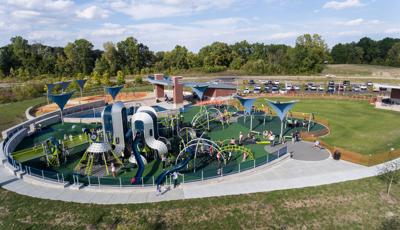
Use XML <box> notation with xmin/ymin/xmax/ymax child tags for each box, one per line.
<box><xmin>0</xmin><ymin>154</ymin><xmax>390</xmax><ymax>204</ymax></box>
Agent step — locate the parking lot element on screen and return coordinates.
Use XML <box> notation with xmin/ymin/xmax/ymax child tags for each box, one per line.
<box><xmin>240</xmin><ymin>79</ymin><xmax>384</xmax><ymax>96</ymax></box>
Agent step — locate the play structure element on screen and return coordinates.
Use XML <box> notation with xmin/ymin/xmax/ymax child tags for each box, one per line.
<box><xmin>8</xmin><ymin>77</ymin><xmax>329</xmax><ymax>188</ymax></box>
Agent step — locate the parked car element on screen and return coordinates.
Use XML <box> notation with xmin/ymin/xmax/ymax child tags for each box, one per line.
<box><xmin>249</xmin><ymin>79</ymin><xmax>255</xmax><ymax>85</ymax></box>
<box><xmin>243</xmin><ymin>88</ymin><xmax>250</xmax><ymax>94</ymax></box>
<box><xmin>273</xmin><ymin>80</ymin><xmax>280</xmax><ymax>85</ymax></box>
<box><xmin>327</xmin><ymin>86</ymin><xmax>335</xmax><ymax>93</ymax></box>
<box><xmin>353</xmin><ymin>85</ymin><xmax>361</xmax><ymax>92</ymax></box>
<box><xmin>310</xmin><ymin>85</ymin><xmax>317</xmax><ymax>91</ymax></box>
<box><xmin>285</xmin><ymin>83</ymin><xmax>293</xmax><ymax>91</ymax></box>
<box><xmin>271</xmin><ymin>85</ymin><xmax>279</xmax><ymax>94</ymax></box>
<box><xmin>367</xmin><ymin>81</ymin><xmax>373</xmax><ymax>87</ymax></box>
<box><xmin>318</xmin><ymin>85</ymin><xmax>324</xmax><ymax>91</ymax></box>
<box><xmin>293</xmin><ymin>85</ymin><xmax>300</xmax><ymax>91</ymax></box>
<box><xmin>254</xmin><ymin>85</ymin><xmax>261</xmax><ymax>94</ymax></box>
<box><xmin>360</xmin><ymin>84</ymin><xmax>367</xmax><ymax>91</ymax></box>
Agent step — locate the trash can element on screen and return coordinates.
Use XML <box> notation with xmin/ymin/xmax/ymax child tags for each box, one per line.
<box><xmin>333</xmin><ymin>150</ymin><xmax>341</xmax><ymax>160</ymax></box>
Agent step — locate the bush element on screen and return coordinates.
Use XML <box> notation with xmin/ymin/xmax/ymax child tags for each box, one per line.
<box><xmin>201</xmin><ymin>65</ymin><xmax>227</xmax><ymax>73</ymax></box>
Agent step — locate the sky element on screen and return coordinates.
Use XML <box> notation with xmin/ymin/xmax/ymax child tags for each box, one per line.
<box><xmin>0</xmin><ymin>0</ymin><xmax>399</xmax><ymax>51</ymax></box>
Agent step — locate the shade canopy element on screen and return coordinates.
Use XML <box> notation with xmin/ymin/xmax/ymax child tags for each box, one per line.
<box><xmin>106</xmin><ymin>85</ymin><xmax>124</xmax><ymax>100</ymax></box>
<box><xmin>46</xmin><ymin>83</ymin><xmax>56</xmax><ymax>94</ymax></box>
<box><xmin>265</xmin><ymin>99</ymin><xmax>298</xmax><ymax>121</ymax></box>
<box><xmin>191</xmin><ymin>85</ymin><xmax>209</xmax><ymax>100</ymax></box>
<box><xmin>234</xmin><ymin>95</ymin><xmax>257</xmax><ymax>114</ymax></box>
<box><xmin>87</xmin><ymin>142</ymin><xmax>112</xmax><ymax>154</ymax></box>
<box><xmin>59</xmin><ymin>81</ymin><xmax>71</xmax><ymax>91</ymax></box>
<box><xmin>76</xmin><ymin>79</ymin><xmax>87</xmax><ymax>90</ymax></box>
<box><xmin>48</xmin><ymin>91</ymin><xmax>74</xmax><ymax>111</ymax></box>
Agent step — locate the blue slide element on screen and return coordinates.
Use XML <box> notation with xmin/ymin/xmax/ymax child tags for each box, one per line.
<box><xmin>155</xmin><ymin>147</ymin><xmax>194</xmax><ymax>186</ymax></box>
<box><xmin>131</xmin><ymin>132</ymin><xmax>145</xmax><ymax>184</ymax></box>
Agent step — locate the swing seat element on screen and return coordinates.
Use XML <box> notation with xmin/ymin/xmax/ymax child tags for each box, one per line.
<box><xmin>256</xmin><ymin>141</ymin><xmax>270</xmax><ymax>145</ymax></box>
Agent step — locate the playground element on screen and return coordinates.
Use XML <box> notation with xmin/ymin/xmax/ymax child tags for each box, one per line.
<box><xmin>5</xmin><ymin>77</ymin><xmax>330</xmax><ymax>188</ymax></box>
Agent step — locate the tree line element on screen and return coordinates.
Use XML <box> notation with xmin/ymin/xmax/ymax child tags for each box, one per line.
<box><xmin>0</xmin><ymin>34</ymin><xmax>330</xmax><ymax>80</ymax></box>
<box><xmin>331</xmin><ymin>37</ymin><xmax>400</xmax><ymax>67</ymax></box>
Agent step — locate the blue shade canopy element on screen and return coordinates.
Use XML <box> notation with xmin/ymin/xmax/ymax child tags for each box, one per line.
<box><xmin>59</xmin><ymin>81</ymin><xmax>71</xmax><ymax>91</ymax></box>
<box><xmin>191</xmin><ymin>85</ymin><xmax>209</xmax><ymax>100</ymax></box>
<box><xmin>76</xmin><ymin>79</ymin><xmax>87</xmax><ymax>90</ymax></box>
<box><xmin>234</xmin><ymin>95</ymin><xmax>257</xmax><ymax>114</ymax></box>
<box><xmin>49</xmin><ymin>91</ymin><xmax>74</xmax><ymax>111</ymax></box>
<box><xmin>106</xmin><ymin>85</ymin><xmax>124</xmax><ymax>100</ymax></box>
<box><xmin>46</xmin><ymin>83</ymin><xmax>56</xmax><ymax>94</ymax></box>
<box><xmin>265</xmin><ymin>99</ymin><xmax>298</xmax><ymax>121</ymax></box>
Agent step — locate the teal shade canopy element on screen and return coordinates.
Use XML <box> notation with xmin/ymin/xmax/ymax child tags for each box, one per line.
<box><xmin>234</xmin><ymin>95</ymin><xmax>257</xmax><ymax>114</ymax></box>
<box><xmin>106</xmin><ymin>85</ymin><xmax>124</xmax><ymax>100</ymax></box>
<box><xmin>265</xmin><ymin>99</ymin><xmax>297</xmax><ymax>121</ymax></box>
<box><xmin>191</xmin><ymin>85</ymin><xmax>209</xmax><ymax>100</ymax></box>
<box><xmin>49</xmin><ymin>91</ymin><xmax>74</xmax><ymax>111</ymax></box>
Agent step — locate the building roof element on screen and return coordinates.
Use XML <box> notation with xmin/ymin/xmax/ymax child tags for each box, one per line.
<box><xmin>146</xmin><ymin>77</ymin><xmax>236</xmax><ymax>90</ymax></box>
<box><xmin>373</xmin><ymin>83</ymin><xmax>400</xmax><ymax>90</ymax></box>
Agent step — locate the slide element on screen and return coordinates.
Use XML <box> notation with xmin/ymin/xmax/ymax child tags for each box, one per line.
<box><xmin>131</xmin><ymin>110</ymin><xmax>168</xmax><ymax>156</ymax></box>
<box><xmin>155</xmin><ymin>147</ymin><xmax>194</xmax><ymax>186</ymax></box>
<box><xmin>131</xmin><ymin>132</ymin><xmax>145</xmax><ymax>184</ymax></box>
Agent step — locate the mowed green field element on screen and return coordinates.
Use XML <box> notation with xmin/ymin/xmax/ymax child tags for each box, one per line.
<box><xmin>256</xmin><ymin>97</ymin><xmax>400</xmax><ymax>155</ymax></box>
<box><xmin>0</xmin><ymin>176</ymin><xmax>398</xmax><ymax>229</ymax></box>
<box><xmin>0</xmin><ymin>97</ymin><xmax>45</xmax><ymax>133</ymax></box>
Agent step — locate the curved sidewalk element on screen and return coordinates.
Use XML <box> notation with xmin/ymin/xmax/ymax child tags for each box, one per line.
<box><xmin>0</xmin><ymin>154</ymin><xmax>387</xmax><ymax>204</ymax></box>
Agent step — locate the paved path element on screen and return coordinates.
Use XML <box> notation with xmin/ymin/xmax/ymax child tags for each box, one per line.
<box><xmin>0</xmin><ymin>153</ymin><xmax>391</xmax><ymax>204</ymax></box>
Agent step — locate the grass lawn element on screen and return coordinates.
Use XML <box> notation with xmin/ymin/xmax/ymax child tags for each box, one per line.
<box><xmin>0</xmin><ymin>97</ymin><xmax>45</xmax><ymax>133</ymax></box>
<box><xmin>0</xmin><ymin>176</ymin><xmax>399</xmax><ymax>229</ymax></box>
<box><xmin>256</xmin><ymin>97</ymin><xmax>400</xmax><ymax>155</ymax></box>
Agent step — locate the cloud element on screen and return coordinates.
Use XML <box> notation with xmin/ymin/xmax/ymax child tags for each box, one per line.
<box><xmin>266</xmin><ymin>32</ymin><xmax>299</xmax><ymax>40</ymax></box>
<box><xmin>323</xmin><ymin>0</ymin><xmax>364</xmax><ymax>10</ymax></box>
<box><xmin>6</xmin><ymin>0</ymin><xmax>74</xmax><ymax>11</ymax></box>
<box><xmin>76</xmin><ymin>5</ymin><xmax>109</xmax><ymax>19</ymax></box>
<box><xmin>337</xmin><ymin>18</ymin><xmax>364</xmax><ymax>26</ymax></box>
<box><xmin>11</xmin><ymin>10</ymin><xmax>41</xmax><ymax>19</ymax></box>
<box><xmin>108</xmin><ymin>0</ymin><xmax>237</xmax><ymax>20</ymax></box>
<box><xmin>385</xmin><ymin>28</ymin><xmax>400</xmax><ymax>34</ymax></box>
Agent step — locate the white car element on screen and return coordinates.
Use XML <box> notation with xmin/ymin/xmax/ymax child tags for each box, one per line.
<box><xmin>310</xmin><ymin>85</ymin><xmax>317</xmax><ymax>91</ymax></box>
<box><xmin>254</xmin><ymin>86</ymin><xmax>261</xmax><ymax>94</ymax></box>
<box><xmin>360</xmin><ymin>85</ymin><xmax>367</xmax><ymax>91</ymax></box>
<box><xmin>243</xmin><ymin>88</ymin><xmax>250</xmax><ymax>94</ymax></box>
<box><xmin>285</xmin><ymin>83</ymin><xmax>292</xmax><ymax>91</ymax></box>
<box><xmin>318</xmin><ymin>86</ymin><xmax>324</xmax><ymax>91</ymax></box>
<box><xmin>279</xmin><ymin>89</ymin><xmax>287</xmax><ymax>94</ymax></box>
<box><xmin>293</xmin><ymin>85</ymin><xmax>300</xmax><ymax>91</ymax></box>
<box><xmin>353</xmin><ymin>86</ymin><xmax>361</xmax><ymax>92</ymax></box>
<box><xmin>274</xmin><ymin>80</ymin><xmax>280</xmax><ymax>85</ymax></box>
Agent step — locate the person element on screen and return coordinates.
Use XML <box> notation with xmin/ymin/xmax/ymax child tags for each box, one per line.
<box><xmin>156</xmin><ymin>183</ymin><xmax>162</xmax><ymax>195</ymax></box>
<box><xmin>292</xmin><ymin>132</ymin><xmax>296</xmax><ymax>143</ymax></box>
<box><xmin>161</xmin><ymin>154</ymin><xmax>167</xmax><ymax>169</ymax></box>
<box><xmin>209</xmin><ymin>145</ymin><xmax>214</xmax><ymax>158</ymax></box>
<box><xmin>216</xmin><ymin>152</ymin><xmax>221</xmax><ymax>162</ymax></box>
<box><xmin>172</xmin><ymin>171</ymin><xmax>180</xmax><ymax>188</ymax></box>
<box><xmin>269</xmin><ymin>134</ymin><xmax>275</xmax><ymax>147</ymax></box>
<box><xmin>314</xmin><ymin>140</ymin><xmax>321</xmax><ymax>149</ymax></box>
<box><xmin>239</xmin><ymin>131</ymin><xmax>244</xmax><ymax>145</ymax></box>
<box><xmin>111</xmin><ymin>163</ymin><xmax>116</xmax><ymax>177</ymax></box>
<box><xmin>230</xmin><ymin>138</ymin><xmax>235</xmax><ymax>145</ymax></box>
<box><xmin>242</xmin><ymin>152</ymin><xmax>248</xmax><ymax>162</ymax></box>
<box><xmin>121</xmin><ymin>151</ymin><xmax>125</xmax><ymax>163</ymax></box>
<box><xmin>228</xmin><ymin>151</ymin><xmax>232</xmax><ymax>161</ymax></box>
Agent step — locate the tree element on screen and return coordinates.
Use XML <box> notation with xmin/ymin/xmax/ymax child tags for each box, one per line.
<box><xmin>116</xmin><ymin>70</ymin><xmax>125</xmax><ymax>85</ymax></box>
<box><xmin>101</xmin><ymin>72</ymin><xmax>110</xmax><ymax>86</ymax></box>
<box><xmin>64</xmin><ymin>39</ymin><xmax>95</xmax><ymax>75</ymax></box>
<box><xmin>386</xmin><ymin>43</ymin><xmax>400</xmax><ymax>67</ymax></box>
<box><xmin>379</xmin><ymin>160</ymin><xmax>400</xmax><ymax>196</ymax></box>
<box><xmin>198</xmin><ymin>42</ymin><xmax>232</xmax><ymax>68</ymax></box>
<box><xmin>163</xmin><ymin>45</ymin><xmax>190</xmax><ymax>70</ymax></box>
<box><xmin>289</xmin><ymin>34</ymin><xmax>329</xmax><ymax>74</ymax></box>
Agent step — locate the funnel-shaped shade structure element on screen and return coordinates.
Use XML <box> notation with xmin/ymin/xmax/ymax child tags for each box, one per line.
<box><xmin>49</xmin><ymin>91</ymin><xmax>74</xmax><ymax>111</ymax></box>
<box><xmin>265</xmin><ymin>99</ymin><xmax>297</xmax><ymax>121</ymax></box>
<box><xmin>46</xmin><ymin>83</ymin><xmax>56</xmax><ymax>94</ymax></box>
<box><xmin>76</xmin><ymin>79</ymin><xmax>87</xmax><ymax>90</ymax></box>
<box><xmin>106</xmin><ymin>85</ymin><xmax>123</xmax><ymax>100</ymax></box>
<box><xmin>59</xmin><ymin>81</ymin><xmax>71</xmax><ymax>91</ymax></box>
<box><xmin>234</xmin><ymin>95</ymin><xmax>257</xmax><ymax>114</ymax></box>
<box><xmin>191</xmin><ymin>85</ymin><xmax>209</xmax><ymax>100</ymax></box>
